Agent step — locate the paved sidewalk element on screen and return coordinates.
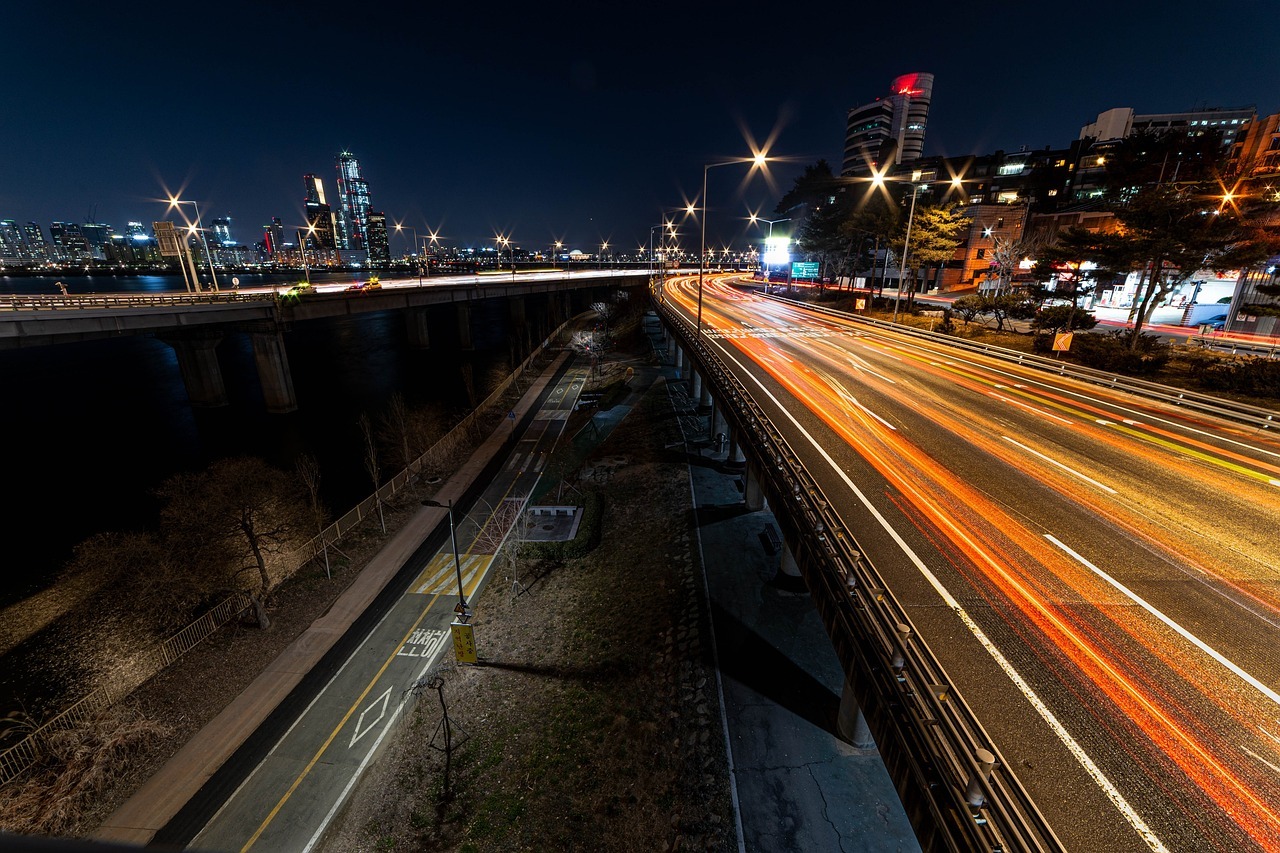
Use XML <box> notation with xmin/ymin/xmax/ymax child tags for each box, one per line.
<box><xmin>655</xmin><ymin>321</ymin><xmax>921</xmax><ymax>852</ymax></box>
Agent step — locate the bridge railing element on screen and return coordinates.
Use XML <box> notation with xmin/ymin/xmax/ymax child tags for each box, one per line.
<box><xmin>0</xmin><ymin>291</ymin><xmax>273</xmax><ymax>311</ymax></box>
<box><xmin>765</xmin><ymin>293</ymin><xmax>1278</xmax><ymax>431</ymax></box>
<box><xmin>658</xmin><ymin>297</ymin><xmax>1063</xmax><ymax>851</ymax></box>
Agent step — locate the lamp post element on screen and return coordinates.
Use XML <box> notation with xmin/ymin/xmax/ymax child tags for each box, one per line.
<box><xmin>697</xmin><ymin>153</ymin><xmax>768</xmax><ymax>336</ymax></box>
<box><xmin>395</xmin><ymin>223</ymin><xmax>420</xmax><ymax>283</ymax></box>
<box><xmin>421</xmin><ymin>231</ymin><xmax>441</xmax><ymax>279</ymax></box>
<box><xmin>892</xmin><ymin>178</ymin><xmax>924</xmax><ymax>323</ymax></box>
<box><xmin>295</xmin><ymin>225</ymin><xmax>317</xmax><ymax>285</ymax></box>
<box><xmin>167</xmin><ymin>195</ymin><xmax>221</xmax><ymax>292</ymax></box>
<box><xmin>749</xmin><ymin>215</ymin><xmax>791</xmax><ymax>281</ymax></box>
<box><xmin>422</xmin><ymin>498</ymin><xmax>469</xmax><ymax>618</ymax></box>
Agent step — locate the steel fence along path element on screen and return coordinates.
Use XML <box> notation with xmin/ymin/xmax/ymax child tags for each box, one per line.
<box><xmin>0</xmin><ymin>314</ymin><xmax>577</xmax><ymax>788</ymax></box>
<box><xmin>0</xmin><ymin>592</ymin><xmax>252</xmax><ymax>785</ymax></box>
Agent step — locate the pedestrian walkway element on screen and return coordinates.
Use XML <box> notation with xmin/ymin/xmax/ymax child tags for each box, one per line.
<box><xmin>96</xmin><ymin>349</ymin><xmax>584</xmax><ymax>849</ymax></box>
<box><xmin>653</xmin><ymin>318</ymin><xmax>921</xmax><ymax>852</ymax></box>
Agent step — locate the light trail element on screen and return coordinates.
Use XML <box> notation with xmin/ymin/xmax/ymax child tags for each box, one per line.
<box><xmin>669</xmin><ymin>277</ymin><xmax>1280</xmax><ymax>849</ymax></box>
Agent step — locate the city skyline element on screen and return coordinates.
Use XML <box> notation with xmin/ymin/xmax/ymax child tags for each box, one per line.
<box><xmin>3</xmin><ymin>2</ymin><xmax>1279</xmax><ymax>254</ymax></box>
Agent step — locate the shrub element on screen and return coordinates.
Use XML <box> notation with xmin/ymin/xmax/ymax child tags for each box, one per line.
<box><xmin>1072</xmin><ymin>330</ymin><xmax>1170</xmax><ymax>375</ymax></box>
<box><xmin>1186</xmin><ymin>352</ymin><xmax>1280</xmax><ymax>398</ymax></box>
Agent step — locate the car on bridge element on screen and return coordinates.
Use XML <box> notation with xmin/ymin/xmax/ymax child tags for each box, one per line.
<box><xmin>281</xmin><ymin>281</ymin><xmax>312</xmax><ymax>299</ymax></box>
<box><xmin>345</xmin><ymin>277</ymin><xmax>382</xmax><ymax>294</ymax></box>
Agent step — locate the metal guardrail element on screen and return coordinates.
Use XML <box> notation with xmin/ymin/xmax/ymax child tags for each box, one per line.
<box><xmin>767</xmin><ymin>294</ymin><xmax>1279</xmax><ymax>431</ymax></box>
<box><xmin>658</xmin><ymin>299</ymin><xmax>1063</xmax><ymax>851</ymax></box>
<box><xmin>0</xmin><ymin>291</ymin><xmax>272</xmax><ymax>311</ymax></box>
<box><xmin>1189</xmin><ymin>333</ymin><xmax>1280</xmax><ymax>359</ymax></box>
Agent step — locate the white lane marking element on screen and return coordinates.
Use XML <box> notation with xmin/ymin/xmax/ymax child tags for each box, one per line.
<box><xmin>1046</xmin><ymin>534</ymin><xmax>1280</xmax><ymax>708</ymax></box>
<box><xmin>303</xmin><ymin>639</ymin><xmax>447</xmax><ymax>852</ymax></box>
<box><xmin>837</xmin><ymin>388</ymin><xmax>897</xmax><ymax>432</ymax></box>
<box><xmin>1241</xmin><ymin>746</ymin><xmax>1280</xmax><ymax>777</ymax></box>
<box><xmin>846</xmin><ymin>355</ymin><xmax>897</xmax><ymax>384</ymax></box>
<box><xmin>1269</xmin><ymin>479</ymin><xmax>1280</xmax><ymax>488</ymax></box>
<box><xmin>1001</xmin><ymin>436</ymin><xmax>1117</xmax><ymax>494</ymax></box>
<box><xmin>711</xmin><ymin>339</ymin><xmax>1167</xmax><ymax>852</ymax></box>
<box><xmin>989</xmin><ymin>391</ymin><xmax>1074</xmax><ymax>426</ymax></box>
<box><xmin>349</xmin><ymin>688</ymin><xmax>392</xmax><ymax>747</ymax></box>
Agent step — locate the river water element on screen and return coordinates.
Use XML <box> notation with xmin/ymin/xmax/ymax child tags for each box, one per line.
<box><xmin>0</xmin><ymin>273</ymin><xmax>514</xmax><ymax>717</ymax></box>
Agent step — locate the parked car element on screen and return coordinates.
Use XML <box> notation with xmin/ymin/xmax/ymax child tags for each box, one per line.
<box><xmin>1205</xmin><ymin>314</ymin><xmax>1227</xmax><ymax>331</ymax></box>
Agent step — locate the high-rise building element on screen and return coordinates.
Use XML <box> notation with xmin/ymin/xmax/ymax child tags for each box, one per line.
<box><xmin>49</xmin><ymin>222</ymin><xmax>90</xmax><ymax>262</ymax></box>
<box><xmin>841</xmin><ymin>72</ymin><xmax>935</xmax><ymax>177</ymax></box>
<box><xmin>335</xmin><ymin>151</ymin><xmax>372</xmax><ymax>251</ymax></box>
<box><xmin>23</xmin><ymin>222</ymin><xmax>50</xmax><ymax>262</ymax></box>
<box><xmin>263</xmin><ymin>217</ymin><xmax>285</xmax><ymax>260</ymax></box>
<box><xmin>212</xmin><ymin>217</ymin><xmax>234</xmax><ymax>246</ymax></box>
<box><xmin>303</xmin><ymin>174</ymin><xmax>338</xmax><ymax>253</ymax></box>
<box><xmin>80</xmin><ymin>222</ymin><xmax>112</xmax><ymax>259</ymax></box>
<box><xmin>365</xmin><ymin>211</ymin><xmax>389</xmax><ymax>266</ymax></box>
<box><xmin>0</xmin><ymin>220</ymin><xmax>25</xmax><ymax>263</ymax></box>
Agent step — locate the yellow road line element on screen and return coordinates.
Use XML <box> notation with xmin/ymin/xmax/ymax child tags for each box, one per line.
<box><xmin>241</xmin><ymin>591</ymin><xmax>443</xmax><ymax>852</ymax></box>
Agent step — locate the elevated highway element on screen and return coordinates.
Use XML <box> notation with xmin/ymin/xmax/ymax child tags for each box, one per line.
<box><xmin>659</xmin><ymin>274</ymin><xmax>1280</xmax><ymax>852</ymax></box>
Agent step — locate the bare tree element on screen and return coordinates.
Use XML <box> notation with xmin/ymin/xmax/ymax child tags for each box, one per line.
<box><xmin>295</xmin><ymin>452</ymin><xmax>331</xmax><ymax>578</ymax></box>
<box><xmin>358</xmin><ymin>414</ymin><xmax>386</xmax><ymax>533</ymax></box>
<box><xmin>156</xmin><ymin>457</ymin><xmax>310</xmax><ymax>629</ymax></box>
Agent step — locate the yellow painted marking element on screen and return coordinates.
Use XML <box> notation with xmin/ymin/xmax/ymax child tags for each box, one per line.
<box><xmin>241</xmin><ymin>593</ymin><xmax>442</xmax><ymax>851</ymax></box>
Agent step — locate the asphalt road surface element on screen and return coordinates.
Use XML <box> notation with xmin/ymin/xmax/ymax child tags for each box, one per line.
<box><xmin>666</xmin><ymin>275</ymin><xmax>1280</xmax><ymax>853</ymax></box>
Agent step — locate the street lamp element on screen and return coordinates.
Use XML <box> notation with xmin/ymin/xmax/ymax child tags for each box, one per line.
<box><xmin>422</xmin><ymin>498</ymin><xmax>470</xmax><ymax>618</ymax></box>
<box><xmin>167</xmin><ymin>195</ymin><xmax>221</xmax><ymax>292</ymax></box>
<box><xmin>600</xmin><ymin>241</ymin><xmax>609</xmax><ymax>270</ymax></box>
<box><xmin>697</xmin><ymin>152</ymin><xmax>769</xmax><ymax>336</ymax></box>
<box><xmin>296</xmin><ymin>224</ymin><xmax>317</xmax><ymax>285</ymax></box>
<box><xmin>421</xmin><ymin>230</ymin><xmax>441</xmax><ymax>279</ymax></box>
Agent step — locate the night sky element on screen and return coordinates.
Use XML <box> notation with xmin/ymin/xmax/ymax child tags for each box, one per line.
<box><xmin>4</xmin><ymin>1</ymin><xmax>1279</xmax><ymax>255</ymax></box>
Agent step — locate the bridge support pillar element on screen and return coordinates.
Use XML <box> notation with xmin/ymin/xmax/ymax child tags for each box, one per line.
<box><xmin>456</xmin><ymin>302</ymin><xmax>473</xmax><ymax>350</ymax></box>
<box><xmin>250</xmin><ymin>329</ymin><xmax>298</xmax><ymax>414</ymax></box>
<box><xmin>744</xmin><ymin>462</ymin><xmax>765</xmax><ymax>511</ymax></box>
<box><xmin>666</xmin><ymin>337</ymin><xmax>676</xmax><ymax>364</ymax></box>
<box><xmin>699</xmin><ymin>379</ymin><xmax>713</xmax><ymax>411</ymax></box>
<box><xmin>706</xmin><ymin>394</ymin><xmax>727</xmax><ymax>445</ymax></box>
<box><xmin>837</xmin><ymin>681</ymin><xmax>875</xmax><ymax>748</ymax></box>
<box><xmin>689</xmin><ymin>368</ymin><xmax>702</xmax><ymax>401</ymax></box>
<box><xmin>166</xmin><ymin>332</ymin><xmax>227</xmax><ymax>408</ymax></box>
<box><xmin>674</xmin><ymin>346</ymin><xmax>685</xmax><ymax>378</ymax></box>
<box><xmin>406</xmin><ymin>308</ymin><xmax>431</xmax><ymax>349</ymax></box>
<box><xmin>726</xmin><ymin>429</ymin><xmax>746</xmax><ymax>470</ymax></box>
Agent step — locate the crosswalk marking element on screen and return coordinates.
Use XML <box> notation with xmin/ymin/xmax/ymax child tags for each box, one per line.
<box><xmin>410</xmin><ymin>553</ymin><xmax>495</xmax><ymax>595</ymax></box>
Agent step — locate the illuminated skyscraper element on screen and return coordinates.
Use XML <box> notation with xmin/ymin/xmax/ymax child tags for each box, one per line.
<box><xmin>263</xmin><ymin>217</ymin><xmax>285</xmax><ymax>260</ymax></box>
<box><xmin>303</xmin><ymin>174</ymin><xmax>338</xmax><ymax>252</ymax></box>
<box><xmin>49</xmin><ymin>222</ymin><xmax>90</xmax><ymax>261</ymax></box>
<box><xmin>335</xmin><ymin>150</ymin><xmax>372</xmax><ymax>251</ymax></box>
<box><xmin>365</xmin><ymin>211</ymin><xmax>389</xmax><ymax>266</ymax></box>
<box><xmin>212</xmin><ymin>217</ymin><xmax>233</xmax><ymax>246</ymax></box>
<box><xmin>23</xmin><ymin>222</ymin><xmax>50</xmax><ymax>261</ymax></box>
<box><xmin>841</xmin><ymin>72</ymin><xmax>934</xmax><ymax>177</ymax></box>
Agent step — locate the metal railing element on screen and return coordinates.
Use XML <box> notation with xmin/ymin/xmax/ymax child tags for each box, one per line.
<box><xmin>659</xmin><ymin>299</ymin><xmax>1063</xmax><ymax>851</ymax></box>
<box><xmin>0</xmin><ymin>291</ymin><xmax>272</xmax><ymax>311</ymax></box>
<box><xmin>767</xmin><ymin>294</ymin><xmax>1278</xmax><ymax>431</ymax></box>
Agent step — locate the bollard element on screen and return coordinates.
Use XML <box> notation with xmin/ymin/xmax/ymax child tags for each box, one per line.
<box><xmin>965</xmin><ymin>747</ymin><xmax>997</xmax><ymax>810</ymax></box>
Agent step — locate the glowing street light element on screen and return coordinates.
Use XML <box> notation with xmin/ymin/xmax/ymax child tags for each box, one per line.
<box><xmin>166</xmin><ymin>195</ymin><xmax>221</xmax><ymax>292</ymax></box>
<box><xmin>697</xmin><ymin>151</ymin><xmax>770</xmax><ymax>336</ymax></box>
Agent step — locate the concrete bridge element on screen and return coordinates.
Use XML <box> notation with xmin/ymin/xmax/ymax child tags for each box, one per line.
<box><xmin>0</xmin><ymin>270</ymin><xmax>648</xmax><ymax>413</ymax></box>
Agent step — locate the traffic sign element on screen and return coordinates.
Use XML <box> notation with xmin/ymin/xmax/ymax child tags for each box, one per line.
<box><xmin>450</xmin><ymin>621</ymin><xmax>477</xmax><ymax>663</ymax></box>
<box><xmin>153</xmin><ymin>221</ymin><xmax>182</xmax><ymax>258</ymax></box>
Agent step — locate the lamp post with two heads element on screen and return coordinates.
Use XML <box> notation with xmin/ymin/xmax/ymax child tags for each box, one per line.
<box><xmin>697</xmin><ymin>152</ymin><xmax>769</xmax><ymax>336</ymax></box>
<box><xmin>167</xmin><ymin>195</ymin><xmax>221</xmax><ymax>292</ymax></box>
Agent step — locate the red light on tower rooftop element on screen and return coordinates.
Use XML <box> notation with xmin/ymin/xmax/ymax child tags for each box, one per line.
<box><xmin>893</xmin><ymin>72</ymin><xmax>923</xmax><ymax>96</ymax></box>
